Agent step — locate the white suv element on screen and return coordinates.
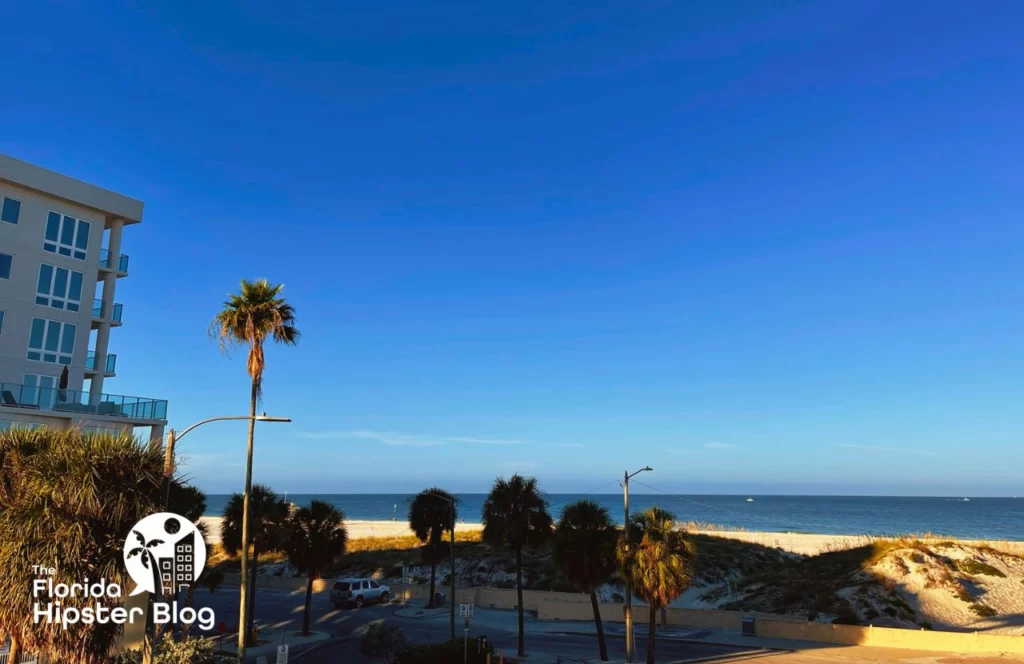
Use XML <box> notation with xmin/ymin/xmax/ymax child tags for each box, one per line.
<box><xmin>330</xmin><ymin>578</ymin><xmax>390</xmax><ymax>609</ymax></box>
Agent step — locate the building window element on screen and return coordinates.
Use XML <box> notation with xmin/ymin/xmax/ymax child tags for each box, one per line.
<box><xmin>0</xmin><ymin>253</ymin><xmax>11</xmax><ymax>279</ymax></box>
<box><xmin>0</xmin><ymin>310</ymin><xmax>5</xmax><ymax>335</ymax></box>
<box><xmin>43</xmin><ymin>211</ymin><xmax>90</xmax><ymax>260</ymax></box>
<box><xmin>1</xmin><ymin>197</ymin><xmax>19</xmax><ymax>224</ymax></box>
<box><xmin>36</xmin><ymin>264</ymin><xmax>84</xmax><ymax>312</ymax></box>
<box><xmin>27</xmin><ymin>317</ymin><xmax>76</xmax><ymax>365</ymax></box>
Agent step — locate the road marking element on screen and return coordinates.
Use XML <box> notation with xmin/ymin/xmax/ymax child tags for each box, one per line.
<box><xmin>666</xmin><ymin>648</ymin><xmax>779</xmax><ymax>664</ymax></box>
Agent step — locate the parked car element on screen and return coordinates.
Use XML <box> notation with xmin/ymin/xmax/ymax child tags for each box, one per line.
<box><xmin>330</xmin><ymin>578</ymin><xmax>390</xmax><ymax>609</ymax></box>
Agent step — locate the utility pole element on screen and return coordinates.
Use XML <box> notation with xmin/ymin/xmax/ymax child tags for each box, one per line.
<box><xmin>451</xmin><ymin>496</ymin><xmax>456</xmax><ymax>642</ymax></box>
<box><xmin>622</xmin><ymin>466</ymin><xmax>652</xmax><ymax>664</ymax></box>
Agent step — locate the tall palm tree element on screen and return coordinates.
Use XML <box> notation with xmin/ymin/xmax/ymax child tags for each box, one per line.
<box><xmin>619</xmin><ymin>507</ymin><xmax>696</xmax><ymax>664</ymax></box>
<box><xmin>221</xmin><ymin>484</ymin><xmax>289</xmax><ymax>645</ymax></box>
<box><xmin>482</xmin><ymin>474</ymin><xmax>553</xmax><ymax>658</ymax></box>
<box><xmin>0</xmin><ymin>428</ymin><xmax>170</xmax><ymax>664</ymax></box>
<box><xmin>408</xmin><ymin>488</ymin><xmax>456</xmax><ymax>609</ymax></box>
<box><xmin>553</xmin><ymin>500</ymin><xmax>619</xmax><ymax>662</ymax></box>
<box><xmin>211</xmin><ymin>278</ymin><xmax>299</xmax><ymax>661</ymax></box>
<box><xmin>286</xmin><ymin>501</ymin><xmax>348</xmax><ymax>635</ymax></box>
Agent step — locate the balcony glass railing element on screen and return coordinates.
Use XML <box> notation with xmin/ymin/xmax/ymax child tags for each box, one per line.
<box><xmin>0</xmin><ymin>381</ymin><xmax>167</xmax><ymax>421</ymax></box>
<box><xmin>86</xmin><ymin>351</ymin><xmax>117</xmax><ymax>374</ymax></box>
<box><xmin>93</xmin><ymin>300</ymin><xmax>124</xmax><ymax>323</ymax></box>
<box><xmin>99</xmin><ymin>248</ymin><xmax>130</xmax><ymax>273</ymax></box>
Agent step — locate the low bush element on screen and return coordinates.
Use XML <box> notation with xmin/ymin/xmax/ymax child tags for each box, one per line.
<box><xmin>360</xmin><ymin>622</ymin><xmax>407</xmax><ymax>663</ymax></box>
<box><xmin>111</xmin><ymin>635</ymin><xmax>216</xmax><ymax>664</ymax></box>
<box><xmin>395</xmin><ymin>639</ymin><xmax>495</xmax><ymax>664</ymax></box>
<box><xmin>955</xmin><ymin>559</ymin><xmax>1006</xmax><ymax>578</ymax></box>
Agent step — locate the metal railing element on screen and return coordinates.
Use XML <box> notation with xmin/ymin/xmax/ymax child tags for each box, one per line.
<box><xmin>92</xmin><ymin>300</ymin><xmax>124</xmax><ymax>323</ymax></box>
<box><xmin>0</xmin><ymin>381</ymin><xmax>167</xmax><ymax>421</ymax></box>
<box><xmin>85</xmin><ymin>351</ymin><xmax>117</xmax><ymax>374</ymax></box>
<box><xmin>99</xmin><ymin>248</ymin><xmax>130</xmax><ymax>273</ymax></box>
<box><xmin>0</xmin><ymin>650</ymin><xmax>43</xmax><ymax>664</ymax></box>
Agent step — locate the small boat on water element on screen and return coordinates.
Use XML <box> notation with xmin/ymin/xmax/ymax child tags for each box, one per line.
<box><xmin>745</xmin><ymin>497</ymin><xmax>755</xmax><ymax>503</ymax></box>
<box><xmin>962</xmin><ymin>497</ymin><xmax>971</xmax><ymax>502</ymax></box>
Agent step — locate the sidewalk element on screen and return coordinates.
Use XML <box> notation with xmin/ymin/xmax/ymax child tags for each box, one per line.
<box><xmin>215</xmin><ymin>628</ymin><xmax>330</xmax><ymax>660</ymax></box>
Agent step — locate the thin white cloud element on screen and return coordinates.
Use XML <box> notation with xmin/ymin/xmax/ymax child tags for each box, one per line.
<box><xmin>300</xmin><ymin>429</ymin><xmax>526</xmax><ymax>447</ymax></box>
<box><xmin>833</xmin><ymin>443</ymin><xmax>933</xmax><ymax>457</ymax></box>
<box><xmin>704</xmin><ymin>442</ymin><xmax>737</xmax><ymax>450</ymax></box>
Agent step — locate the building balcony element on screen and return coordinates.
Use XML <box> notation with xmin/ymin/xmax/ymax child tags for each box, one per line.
<box><xmin>85</xmin><ymin>351</ymin><xmax>117</xmax><ymax>377</ymax></box>
<box><xmin>0</xmin><ymin>381</ymin><xmax>167</xmax><ymax>422</ymax></box>
<box><xmin>98</xmin><ymin>248</ymin><xmax>130</xmax><ymax>275</ymax></box>
<box><xmin>92</xmin><ymin>299</ymin><xmax>123</xmax><ymax>327</ymax></box>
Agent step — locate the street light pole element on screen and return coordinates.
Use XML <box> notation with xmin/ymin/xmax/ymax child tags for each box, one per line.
<box><xmin>149</xmin><ymin>413</ymin><xmax>289</xmax><ymax>664</ymax></box>
<box><xmin>622</xmin><ymin>466</ymin><xmax>652</xmax><ymax>664</ymax></box>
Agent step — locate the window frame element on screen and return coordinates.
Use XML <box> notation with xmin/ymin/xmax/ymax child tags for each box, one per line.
<box><xmin>27</xmin><ymin>317</ymin><xmax>76</xmax><ymax>365</ymax></box>
<box><xmin>0</xmin><ymin>252</ymin><xmax>11</xmax><ymax>279</ymax></box>
<box><xmin>35</xmin><ymin>263</ymin><xmax>84</xmax><ymax>312</ymax></box>
<box><xmin>43</xmin><ymin>211</ymin><xmax>90</xmax><ymax>261</ymax></box>
<box><xmin>0</xmin><ymin>196</ymin><xmax>19</xmax><ymax>224</ymax></box>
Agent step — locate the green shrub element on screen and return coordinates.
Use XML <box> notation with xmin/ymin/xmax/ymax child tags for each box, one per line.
<box><xmin>832</xmin><ymin>607</ymin><xmax>860</xmax><ymax>625</ymax></box>
<box><xmin>395</xmin><ymin>639</ymin><xmax>494</xmax><ymax>664</ymax></box>
<box><xmin>112</xmin><ymin>636</ymin><xmax>216</xmax><ymax>664</ymax></box>
<box><xmin>955</xmin><ymin>559</ymin><xmax>1006</xmax><ymax>577</ymax></box>
<box><xmin>969</xmin><ymin>603</ymin><xmax>997</xmax><ymax>618</ymax></box>
<box><xmin>360</xmin><ymin>622</ymin><xmax>407</xmax><ymax>663</ymax></box>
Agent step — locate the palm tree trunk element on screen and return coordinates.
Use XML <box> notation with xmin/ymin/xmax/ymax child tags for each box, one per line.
<box><xmin>8</xmin><ymin>634</ymin><xmax>20</xmax><ymax>664</ymax></box>
<box><xmin>237</xmin><ymin>377</ymin><xmax>258</xmax><ymax>663</ymax></box>
<box><xmin>302</xmin><ymin>575</ymin><xmax>314</xmax><ymax>636</ymax></box>
<box><xmin>247</xmin><ymin>547</ymin><xmax>260</xmax><ymax>646</ymax></box>
<box><xmin>647</xmin><ymin>602</ymin><xmax>657</xmax><ymax>664</ymax></box>
<box><xmin>589</xmin><ymin>588</ymin><xmax>608</xmax><ymax>661</ymax></box>
<box><xmin>516</xmin><ymin>546</ymin><xmax>525</xmax><ymax>658</ymax></box>
<box><xmin>428</xmin><ymin>556</ymin><xmax>437</xmax><ymax>609</ymax></box>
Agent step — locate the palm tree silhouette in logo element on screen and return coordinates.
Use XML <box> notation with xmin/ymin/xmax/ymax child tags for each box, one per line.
<box><xmin>127</xmin><ymin>529</ymin><xmax>165</xmax><ymax>598</ymax></box>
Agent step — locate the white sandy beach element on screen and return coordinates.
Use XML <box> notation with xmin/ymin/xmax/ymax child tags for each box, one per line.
<box><xmin>200</xmin><ymin>516</ymin><xmax>484</xmax><ymax>546</ymax></box>
<box><xmin>200</xmin><ymin>517</ymin><xmax>1024</xmax><ymax>556</ymax></box>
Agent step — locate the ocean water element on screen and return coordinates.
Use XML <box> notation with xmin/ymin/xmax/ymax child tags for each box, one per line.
<box><xmin>202</xmin><ymin>493</ymin><xmax>1024</xmax><ymax>541</ymax></box>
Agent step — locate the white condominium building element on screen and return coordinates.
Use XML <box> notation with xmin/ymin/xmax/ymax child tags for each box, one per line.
<box><xmin>0</xmin><ymin>153</ymin><xmax>166</xmax><ymax>440</ymax></box>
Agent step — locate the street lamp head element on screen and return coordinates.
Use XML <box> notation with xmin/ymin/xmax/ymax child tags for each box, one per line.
<box><xmin>255</xmin><ymin>414</ymin><xmax>291</xmax><ymax>423</ymax></box>
<box><xmin>642</xmin><ymin>466</ymin><xmax>653</xmax><ymax>472</ymax></box>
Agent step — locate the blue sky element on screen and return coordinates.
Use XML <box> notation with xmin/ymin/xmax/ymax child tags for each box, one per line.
<box><xmin>2</xmin><ymin>1</ymin><xmax>1023</xmax><ymax>495</ymax></box>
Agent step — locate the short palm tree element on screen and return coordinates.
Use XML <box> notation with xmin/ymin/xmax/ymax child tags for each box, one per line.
<box><xmin>553</xmin><ymin>500</ymin><xmax>619</xmax><ymax>661</ymax></box>
<box><xmin>408</xmin><ymin>488</ymin><xmax>456</xmax><ymax>609</ymax></box>
<box><xmin>286</xmin><ymin>500</ymin><xmax>348</xmax><ymax>635</ymax></box>
<box><xmin>619</xmin><ymin>507</ymin><xmax>696</xmax><ymax>664</ymax></box>
<box><xmin>211</xmin><ymin>278</ymin><xmax>299</xmax><ymax>659</ymax></box>
<box><xmin>0</xmin><ymin>428</ymin><xmax>169</xmax><ymax>664</ymax></box>
<box><xmin>221</xmin><ymin>484</ymin><xmax>290</xmax><ymax>645</ymax></box>
<box><xmin>482</xmin><ymin>474</ymin><xmax>553</xmax><ymax>658</ymax></box>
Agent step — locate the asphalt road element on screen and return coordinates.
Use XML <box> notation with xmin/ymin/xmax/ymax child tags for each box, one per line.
<box><xmin>189</xmin><ymin>585</ymin><xmax>755</xmax><ymax>663</ymax></box>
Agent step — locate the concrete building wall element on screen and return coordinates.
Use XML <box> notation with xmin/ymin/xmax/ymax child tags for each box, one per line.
<box><xmin>0</xmin><ymin>178</ymin><xmax>108</xmax><ymax>389</ymax></box>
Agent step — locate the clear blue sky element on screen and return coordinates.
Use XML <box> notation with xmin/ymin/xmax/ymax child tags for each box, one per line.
<box><xmin>2</xmin><ymin>1</ymin><xmax>1022</xmax><ymax>496</ymax></box>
